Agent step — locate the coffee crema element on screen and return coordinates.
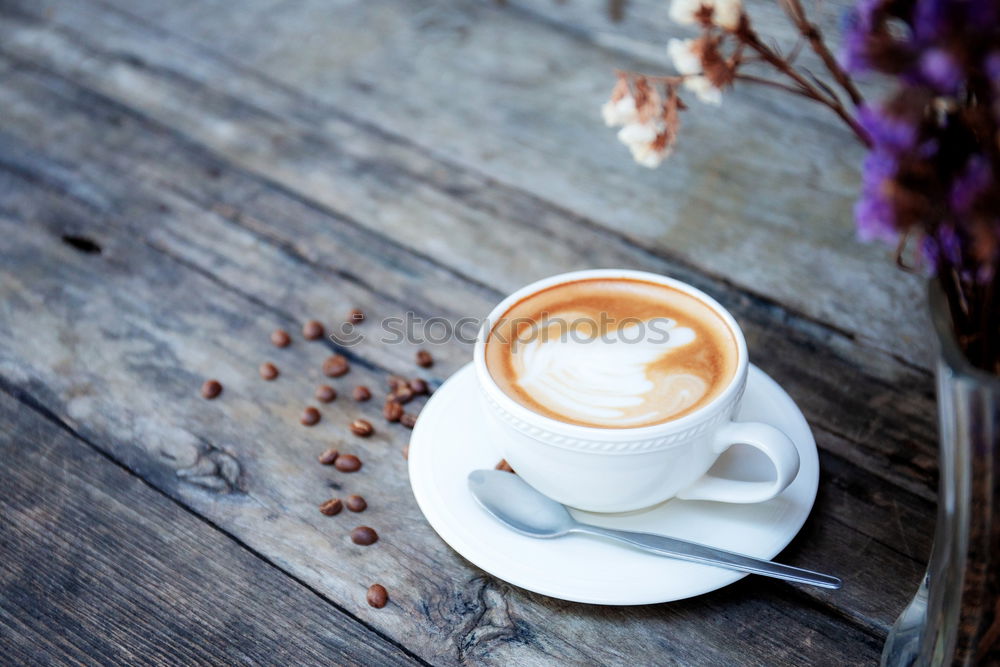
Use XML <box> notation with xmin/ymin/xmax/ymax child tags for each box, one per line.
<box><xmin>485</xmin><ymin>278</ymin><xmax>739</xmax><ymax>428</ymax></box>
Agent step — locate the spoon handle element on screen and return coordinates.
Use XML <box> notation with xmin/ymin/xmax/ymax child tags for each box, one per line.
<box><xmin>576</xmin><ymin>525</ymin><xmax>841</xmax><ymax>589</ymax></box>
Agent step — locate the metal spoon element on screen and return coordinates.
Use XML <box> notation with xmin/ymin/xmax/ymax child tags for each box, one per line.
<box><xmin>468</xmin><ymin>469</ymin><xmax>841</xmax><ymax>590</ymax></box>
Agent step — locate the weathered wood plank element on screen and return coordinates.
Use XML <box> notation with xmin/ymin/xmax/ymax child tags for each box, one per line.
<box><xmin>500</xmin><ymin>0</ymin><xmax>861</xmax><ymax>85</ymax></box>
<box><xmin>0</xmin><ymin>136</ymin><xmax>892</xmax><ymax>664</ymax></box>
<box><xmin>0</xmin><ymin>51</ymin><xmax>928</xmax><ymax>647</ymax></box>
<box><xmin>83</xmin><ymin>0</ymin><xmax>930</xmax><ymax>367</ymax></box>
<box><xmin>0</xmin><ymin>137</ymin><xmax>892</xmax><ymax>665</ymax></box>
<box><xmin>0</xmin><ymin>391</ymin><xmax>420</xmax><ymax>666</ymax></box>
<box><xmin>0</xmin><ymin>4</ymin><xmax>941</xmax><ymax>506</ymax></box>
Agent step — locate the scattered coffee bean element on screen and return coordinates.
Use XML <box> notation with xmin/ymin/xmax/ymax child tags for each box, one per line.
<box><xmin>270</xmin><ymin>329</ymin><xmax>291</xmax><ymax>348</ymax></box>
<box><xmin>409</xmin><ymin>378</ymin><xmax>429</xmax><ymax>395</ymax></box>
<box><xmin>301</xmin><ymin>406</ymin><xmax>321</xmax><ymax>426</ymax></box>
<box><xmin>335</xmin><ymin>454</ymin><xmax>362</xmax><ymax>472</ymax></box>
<box><xmin>348</xmin><ymin>308</ymin><xmax>365</xmax><ymax>324</ymax></box>
<box><xmin>319</xmin><ymin>498</ymin><xmax>343</xmax><ymax>516</ymax></box>
<box><xmin>259</xmin><ymin>362</ymin><xmax>279</xmax><ymax>380</ymax></box>
<box><xmin>318</xmin><ymin>448</ymin><xmax>339</xmax><ymax>465</ymax></box>
<box><xmin>201</xmin><ymin>379</ymin><xmax>223</xmax><ymax>399</ymax></box>
<box><xmin>496</xmin><ymin>459</ymin><xmax>515</xmax><ymax>473</ymax></box>
<box><xmin>323</xmin><ymin>354</ymin><xmax>350</xmax><ymax>377</ymax></box>
<box><xmin>383</xmin><ymin>400</ymin><xmax>403</xmax><ymax>422</ymax></box>
<box><xmin>400</xmin><ymin>412</ymin><xmax>417</xmax><ymax>429</ymax></box>
<box><xmin>416</xmin><ymin>349</ymin><xmax>433</xmax><ymax>368</ymax></box>
<box><xmin>387</xmin><ymin>375</ymin><xmax>408</xmax><ymax>390</ymax></box>
<box><xmin>366</xmin><ymin>583</ymin><xmax>388</xmax><ymax>608</ymax></box>
<box><xmin>353</xmin><ymin>385</ymin><xmax>372</xmax><ymax>402</ymax></box>
<box><xmin>350</xmin><ymin>526</ymin><xmax>379</xmax><ymax>546</ymax></box>
<box><xmin>346</xmin><ymin>494</ymin><xmax>367</xmax><ymax>512</ymax></box>
<box><xmin>390</xmin><ymin>385</ymin><xmax>414</xmax><ymax>405</ymax></box>
<box><xmin>402</xmin><ymin>444</ymin><xmax>409</xmax><ymax>460</ymax></box>
<box><xmin>315</xmin><ymin>384</ymin><xmax>338</xmax><ymax>403</ymax></box>
<box><xmin>303</xmin><ymin>320</ymin><xmax>324</xmax><ymax>340</ymax></box>
<box><xmin>350</xmin><ymin>419</ymin><xmax>374</xmax><ymax>437</ymax></box>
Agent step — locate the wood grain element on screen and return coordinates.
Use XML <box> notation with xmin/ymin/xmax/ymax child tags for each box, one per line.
<box><xmin>0</xmin><ymin>1</ymin><xmax>941</xmax><ymax>502</ymax></box>
<box><xmin>0</xmin><ymin>391</ymin><xmax>420</xmax><ymax>666</ymax></box>
<box><xmin>0</xmin><ymin>137</ymin><xmax>893</xmax><ymax>665</ymax></box>
<box><xmin>0</xmin><ymin>48</ymin><xmax>922</xmax><ymax>660</ymax></box>
<box><xmin>83</xmin><ymin>0</ymin><xmax>930</xmax><ymax>367</ymax></box>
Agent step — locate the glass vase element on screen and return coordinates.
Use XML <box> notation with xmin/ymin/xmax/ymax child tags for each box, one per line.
<box><xmin>881</xmin><ymin>282</ymin><xmax>1000</xmax><ymax>665</ymax></box>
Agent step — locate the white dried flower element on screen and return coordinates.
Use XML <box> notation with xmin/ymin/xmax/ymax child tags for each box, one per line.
<box><xmin>667</xmin><ymin>38</ymin><xmax>702</xmax><ymax>76</ymax></box>
<box><xmin>601</xmin><ymin>95</ymin><xmax>639</xmax><ymax>127</ymax></box>
<box><xmin>669</xmin><ymin>0</ymin><xmax>742</xmax><ymax>31</ymax></box>
<box><xmin>682</xmin><ymin>76</ymin><xmax>723</xmax><ymax>105</ymax></box>
<box><xmin>617</xmin><ymin>121</ymin><xmax>671</xmax><ymax>168</ymax></box>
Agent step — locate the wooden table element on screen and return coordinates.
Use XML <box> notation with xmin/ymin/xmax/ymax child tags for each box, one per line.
<box><xmin>0</xmin><ymin>0</ymin><xmax>935</xmax><ymax>664</ymax></box>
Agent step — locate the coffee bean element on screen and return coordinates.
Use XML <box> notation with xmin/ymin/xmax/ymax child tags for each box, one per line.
<box><xmin>353</xmin><ymin>385</ymin><xmax>372</xmax><ymax>402</ymax></box>
<box><xmin>201</xmin><ymin>379</ymin><xmax>222</xmax><ymax>399</ymax></box>
<box><xmin>387</xmin><ymin>375</ymin><xmax>408</xmax><ymax>390</ymax></box>
<box><xmin>303</xmin><ymin>320</ymin><xmax>324</xmax><ymax>340</ymax></box>
<box><xmin>319</xmin><ymin>498</ymin><xmax>343</xmax><ymax>516</ymax></box>
<box><xmin>402</xmin><ymin>444</ymin><xmax>409</xmax><ymax>460</ymax></box>
<box><xmin>350</xmin><ymin>526</ymin><xmax>378</xmax><ymax>546</ymax></box>
<box><xmin>366</xmin><ymin>583</ymin><xmax>388</xmax><ymax>608</ymax></box>
<box><xmin>390</xmin><ymin>386</ymin><xmax>414</xmax><ymax>405</ymax></box>
<box><xmin>270</xmin><ymin>329</ymin><xmax>291</xmax><ymax>347</ymax></box>
<box><xmin>346</xmin><ymin>494</ymin><xmax>367</xmax><ymax>512</ymax></box>
<box><xmin>334</xmin><ymin>454</ymin><xmax>362</xmax><ymax>472</ymax></box>
<box><xmin>400</xmin><ymin>412</ymin><xmax>417</xmax><ymax>429</ymax></box>
<box><xmin>383</xmin><ymin>400</ymin><xmax>403</xmax><ymax>422</ymax></box>
<box><xmin>348</xmin><ymin>308</ymin><xmax>365</xmax><ymax>324</ymax></box>
<box><xmin>301</xmin><ymin>406</ymin><xmax>321</xmax><ymax>426</ymax></box>
<box><xmin>495</xmin><ymin>459</ymin><xmax>515</xmax><ymax>473</ymax></box>
<box><xmin>318</xmin><ymin>448</ymin><xmax>339</xmax><ymax>465</ymax></box>
<box><xmin>350</xmin><ymin>419</ymin><xmax>374</xmax><ymax>437</ymax></box>
<box><xmin>409</xmin><ymin>378</ymin><xmax>429</xmax><ymax>395</ymax></box>
<box><xmin>322</xmin><ymin>354</ymin><xmax>350</xmax><ymax>377</ymax></box>
<box><xmin>315</xmin><ymin>384</ymin><xmax>337</xmax><ymax>403</ymax></box>
<box><xmin>416</xmin><ymin>349</ymin><xmax>433</xmax><ymax>368</ymax></box>
<box><xmin>259</xmin><ymin>362</ymin><xmax>279</xmax><ymax>380</ymax></box>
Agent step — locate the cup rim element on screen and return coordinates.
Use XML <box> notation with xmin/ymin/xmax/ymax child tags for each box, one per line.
<box><xmin>473</xmin><ymin>269</ymin><xmax>749</xmax><ymax>441</ymax></box>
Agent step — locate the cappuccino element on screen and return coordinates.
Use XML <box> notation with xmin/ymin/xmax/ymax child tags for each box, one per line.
<box><xmin>484</xmin><ymin>278</ymin><xmax>738</xmax><ymax>428</ymax></box>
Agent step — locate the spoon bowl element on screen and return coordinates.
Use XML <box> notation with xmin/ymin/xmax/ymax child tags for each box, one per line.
<box><xmin>468</xmin><ymin>469</ymin><xmax>575</xmax><ymax>538</ymax></box>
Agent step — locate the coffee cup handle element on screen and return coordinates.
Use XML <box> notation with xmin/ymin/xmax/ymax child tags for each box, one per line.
<box><xmin>675</xmin><ymin>421</ymin><xmax>801</xmax><ymax>504</ymax></box>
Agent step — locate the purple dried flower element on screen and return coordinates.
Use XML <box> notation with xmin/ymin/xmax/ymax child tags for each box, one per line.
<box><xmin>841</xmin><ymin>21</ymin><xmax>871</xmax><ymax>73</ymax></box>
<box><xmin>920</xmin><ymin>226</ymin><xmax>963</xmax><ymax>269</ymax></box>
<box><xmin>858</xmin><ymin>105</ymin><xmax>917</xmax><ymax>150</ymax></box>
<box><xmin>986</xmin><ymin>51</ymin><xmax>1000</xmax><ymax>84</ymax></box>
<box><xmin>855</xmin><ymin>149</ymin><xmax>899</xmax><ymax>243</ymax></box>
<box><xmin>950</xmin><ymin>156</ymin><xmax>992</xmax><ymax>214</ymax></box>
<box><xmin>840</xmin><ymin>0</ymin><xmax>886</xmax><ymax>73</ymax></box>
<box><xmin>918</xmin><ymin>48</ymin><xmax>961</xmax><ymax>93</ymax></box>
<box><xmin>912</xmin><ymin>0</ymin><xmax>949</xmax><ymax>42</ymax></box>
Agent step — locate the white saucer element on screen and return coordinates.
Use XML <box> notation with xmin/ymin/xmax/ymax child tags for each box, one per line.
<box><xmin>408</xmin><ymin>363</ymin><xmax>819</xmax><ymax>605</ymax></box>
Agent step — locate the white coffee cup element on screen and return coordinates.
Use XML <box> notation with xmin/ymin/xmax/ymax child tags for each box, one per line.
<box><xmin>474</xmin><ymin>269</ymin><xmax>800</xmax><ymax>513</ymax></box>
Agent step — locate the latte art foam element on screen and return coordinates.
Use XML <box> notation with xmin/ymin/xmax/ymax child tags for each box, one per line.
<box><xmin>485</xmin><ymin>278</ymin><xmax>738</xmax><ymax>428</ymax></box>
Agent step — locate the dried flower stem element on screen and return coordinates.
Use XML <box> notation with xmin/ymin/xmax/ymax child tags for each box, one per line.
<box><xmin>740</xmin><ymin>31</ymin><xmax>872</xmax><ymax>146</ymax></box>
<box><xmin>734</xmin><ymin>73</ymin><xmax>820</xmax><ymax>99</ymax></box>
<box><xmin>779</xmin><ymin>0</ymin><xmax>864</xmax><ymax>106</ymax></box>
